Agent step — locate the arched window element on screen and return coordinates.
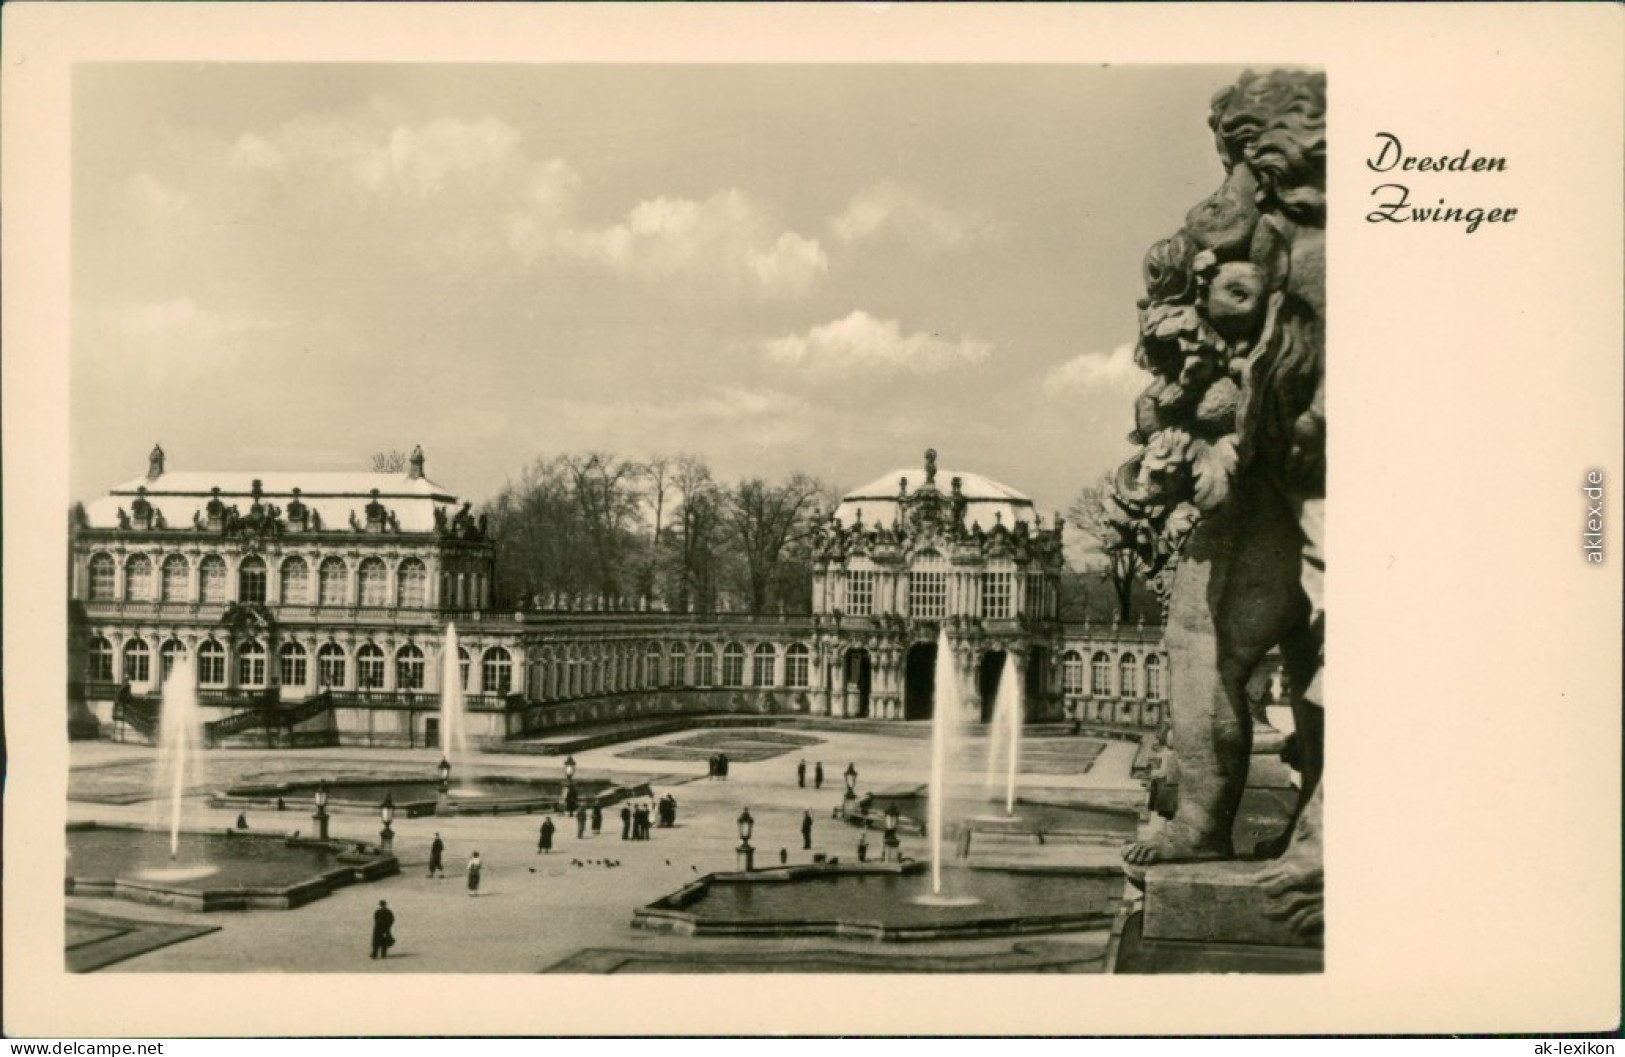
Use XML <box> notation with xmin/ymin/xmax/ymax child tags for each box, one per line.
<box><xmin>88</xmin><ymin>554</ymin><xmax>116</xmax><ymax>601</ymax></box>
<box><xmin>198</xmin><ymin>640</ymin><xmax>226</xmax><ymax>686</ymax></box>
<box><xmin>1145</xmin><ymin>655</ymin><xmax>1164</xmax><ymax>701</ymax></box>
<box><xmin>280</xmin><ymin>557</ymin><xmax>310</xmax><ymax>605</ymax></box>
<box><xmin>693</xmin><ymin>644</ymin><xmax>716</xmax><ymax>688</ymax></box>
<box><xmin>1119</xmin><ymin>653</ymin><xmax>1138</xmax><ymax>698</ymax></box>
<box><xmin>238</xmin><ymin>556</ymin><xmax>268</xmax><ymax>604</ymax></box>
<box><xmin>160</xmin><ymin>639</ymin><xmax>187</xmax><ymax>683</ymax></box>
<box><xmin>238</xmin><ymin>640</ymin><xmax>267</xmax><ymax>687</ymax></box>
<box><xmin>317</xmin><ymin>642</ymin><xmax>346</xmax><ymax>688</ymax></box>
<box><xmin>161</xmin><ymin>555</ymin><xmax>190</xmax><ymax>602</ymax></box>
<box><xmin>88</xmin><ymin>636</ymin><xmax>114</xmax><ymax>682</ymax></box>
<box><xmin>668</xmin><ymin>643</ymin><xmax>687</xmax><ymax>688</ymax></box>
<box><xmin>644</xmin><ymin>644</ymin><xmax>662</xmax><ymax>688</ymax></box>
<box><xmin>279</xmin><ymin>642</ymin><xmax>307</xmax><ymax>688</ymax></box>
<box><xmin>318</xmin><ymin>557</ymin><xmax>348</xmax><ymax>606</ymax></box>
<box><xmin>483</xmin><ymin>647</ymin><xmax>512</xmax><ymax>695</ymax></box>
<box><xmin>397</xmin><ymin>558</ymin><xmax>428</xmax><ymax>608</ymax></box>
<box><xmin>124</xmin><ymin>554</ymin><xmax>155</xmax><ymax>602</ymax></box>
<box><xmin>458</xmin><ymin>647</ymin><xmax>470</xmax><ymax>691</ymax></box>
<box><xmin>1090</xmin><ymin>652</ymin><xmax>1112</xmax><ymax>696</ymax></box>
<box><xmin>198</xmin><ymin>555</ymin><xmax>226</xmax><ymax>603</ymax></box>
<box><xmin>1062</xmin><ymin>650</ymin><xmax>1085</xmax><ymax>695</ymax></box>
<box><xmin>752</xmin><ymin>643</ymin><xmax>777</xmax><ymax>687</ymax></box>
<box><xmin>396</xmin><ymin>644</ymin><xmax>425</xmax><ymax>691</ymax></box>
<box><xmin>721</xmin><ymin>643</ymin><xmax>745</xmax><ymax>687</ymax></box>
<box><xmin>356</xmin><ymin>644</ymin><xmax>385</xmax><ymax>690</ymax></box>
<box><xmin>907</xmin><ymin>559</ymin><xmax>949</xmax><ymax>619</ymax></box>
<box><xmin>785</xmin><ymin>643</ymin><xmax>811</xmax><ymax>689</ymax></box>
<box><xmin>123</xmin><ymin>638</ymin><xmax>151</xmax><ymax>683</ymax></box>
<box><xmin>357</xmin><ymin>558</ymin><xmax>388</xmax><ymax>607</ymax></box>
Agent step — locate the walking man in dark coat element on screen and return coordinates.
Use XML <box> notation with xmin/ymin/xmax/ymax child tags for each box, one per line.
<box><xmin>814</xmin><ymin>762</ymin><xmax>824</xmax><ymax>789</ymax></box>
<box><xmin>428</xmin><ymin>833</ymin><xmax>445</xmax><ymax>877</ymax></box>
<box><xmin>620</xmin><ymin>804</ymin><xmax>632</xmax><ymax>840</ymax></box>
<box><xmin>797</xmin><ymin>759</ymin><xmax>807</xmax><ymax>788</ymax></box>
<box><xmin>590</xmin><ymin>804</ymin><xmax>603</xmax><ymax>836</ymax></box>
<box><xmin>370</xmin><ymin>900</ymin><xmax>395</xmax><ymax>959</ymax></box>
<box><xmin>801</xmin><ymin>810</ymin><xmax>814</xmax><ymax>850</ymax></box>
<box><xmin>576</xmin><ymin>804</ymin><xmax>588</xmax><ymax>839</ymax></box>
<box><xmin>539</xmin><ymin>817</ymin><xmax>555</xmax><ymax>854</ymax></box>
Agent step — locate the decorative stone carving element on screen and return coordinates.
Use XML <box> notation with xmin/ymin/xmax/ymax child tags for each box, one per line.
<box><xmin>1106</xmin><ymin>70</ymin><xmax>1325</xmax><ymax>941</ymax></box>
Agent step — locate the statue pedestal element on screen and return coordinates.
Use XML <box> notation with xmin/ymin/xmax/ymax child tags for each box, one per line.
<box><xmin>1141</xmin><ymin>860</ymin><xmax>1316</xmax><ymax>948</ymax></box>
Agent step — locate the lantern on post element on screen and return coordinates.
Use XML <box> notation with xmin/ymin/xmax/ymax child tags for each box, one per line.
<box><xmin>379</xmin><ymin>794</ymin><xmax>396</xmax><ymax>853</ymax></box>
<box><xmin>735</xmin><ymin>807</ymin><xmax>755</xmax><ymax>872</ymax></box>
<box><xmin>313</xmin><ymin>779</ymin><xmax>331</xmax><ymax>841</ymax></box>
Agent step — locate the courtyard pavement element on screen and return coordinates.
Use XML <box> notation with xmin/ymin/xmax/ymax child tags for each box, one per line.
<box><xmin>65</xmin><ymin>724</ymin><xmax>1145</xmax><ymax>973</ymax></box>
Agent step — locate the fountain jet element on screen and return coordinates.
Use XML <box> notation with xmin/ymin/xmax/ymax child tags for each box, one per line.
<box><xmin>440</xmin><ymin>624</ymin><xmax>471</xmax><ymax>779</ymax></box>
<box><xmin>154</xmin><ymin>654</ymin><xmax>203</xmax><ymax>859</ymax></box>
<box><xmin>928</xmin><ymin>626</ymin><xmax>957</xmax><ymax>895</ymax></box>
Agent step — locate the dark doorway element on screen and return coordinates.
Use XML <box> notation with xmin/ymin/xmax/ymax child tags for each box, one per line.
<box><xmin>978</xmin><ymin>650</ymin><xmax>1008</xmax><ymax>723</ymax></box>
<box><xmin>904</xmin><ymin>642</ymin><xmax>937</xmax><ymax>721</ymax></box>
<box><xmin>843</xmin><ymin>649</ymin><xmax>872</xmax><ymax>718</ymax></box>
<box><xmin>424</xmin><ymin>717</ymin><xmax>440</xmax><ymax>750</ymax></box>
<box><xmin>1025</xmin><ymin>647</ymin><xmax>1047</xmax><ymax>704</ymax></box>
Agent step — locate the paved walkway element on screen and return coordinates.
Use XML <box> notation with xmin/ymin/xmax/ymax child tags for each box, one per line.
<box><xmin>66</xmin><ymin>723</ymin><xmax>1144</xmax><ymax>973</ymax></box>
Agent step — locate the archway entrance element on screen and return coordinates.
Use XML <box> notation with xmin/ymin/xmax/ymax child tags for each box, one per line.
<box><xmin>1025</xmin><ymin>647</ymin><xmax>1047</xmax><ymax>704</ymax></box>
<box><xmin>904</xmin><ymin>642</ymin><xmax>937</xmax><ymax>721</ymax></box>
<box><xmin>843</xmin><ymin>648</ymin><xmax>871</xmax><ymax>718</ymax></box>
<box><xmin>978</xmin><ymin>650</ymin><xmax>1008</xmax><ymax>723</ymax></box>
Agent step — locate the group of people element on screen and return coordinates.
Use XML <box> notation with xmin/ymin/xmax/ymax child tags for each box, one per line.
<box><xmin>620</xmin><ymin>796</ymin><xmax>673</xmax><ymax>840</ymax></box>
<box><xmin>705</xmin><ymin>753</ymin><xmax>730</xmax><ymax>779</ymax></box>
<box><xmin>795</xmin><ymin>758</ymin><xmax>826</xmax><ymax>789</ymax></box>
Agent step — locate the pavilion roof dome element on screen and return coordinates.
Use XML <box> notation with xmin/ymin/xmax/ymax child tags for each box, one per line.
<box><xmin>833</xmin><ymin>452</ymin><xmax>1038</xmax><ymax>534</ymax></box>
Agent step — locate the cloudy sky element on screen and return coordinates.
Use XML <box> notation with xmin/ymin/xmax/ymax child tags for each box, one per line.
<box><xmin>72</xmin><ymin>63</ymin><xmax>1243</xmax><ymax>530</ymax></box>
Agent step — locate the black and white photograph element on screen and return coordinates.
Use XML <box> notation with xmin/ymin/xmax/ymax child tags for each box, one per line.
<box><xmin>4</xmin><ymin>2</ymin><xmax>1620</xmax><ymax>1039</ymax></box>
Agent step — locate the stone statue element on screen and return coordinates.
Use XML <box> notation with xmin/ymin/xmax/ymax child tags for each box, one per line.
<box><xmin>1106</xmin><ymin>70</ymin><xmax>1325</xmax><ymax>939</ymax></box>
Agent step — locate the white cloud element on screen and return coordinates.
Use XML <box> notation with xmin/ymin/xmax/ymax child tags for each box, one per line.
<box><xmin>126</xmin><ymin>171</ymin><xmax>189</xmax><ymax>218</ymax></box>
<box><xmin>85</xmin><ymin>298</ymin><xmax>286</xmax><ymax>383</ymax></box>
<box><xmin>830</xmin><ymin>182</ymin><xmax>992</xmax><ymax>252</ymax></box>
<box><xmin>1043</xmin><ymin>343</ymin><xmax>1144</xmax><ymax>394</ymax></box>
<box><xmin>547</xmin><ymin>190</ymin><xmax>826</xmax><ymax>296</ymax></box>
<box><xmin>762</xmin><ymin>311</ymin><xmax>994</xmax><ymax>375</ymax></box>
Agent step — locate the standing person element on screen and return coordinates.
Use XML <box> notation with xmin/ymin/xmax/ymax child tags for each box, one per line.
<box><xmin>590</xmin><ymin>804</ymin><xmax>603</xmax><ymax>836</ymax></box>
<box><xmin>564</xmin><ymin>785</ymin><xmax>580</xmax><ymax>815</ymax></box>
<box><xmin>576</xmin><ymin>804</ymin><xmax>588</xmax><ymax>839</ymax></box>
<box><xmin>857</xmin><ymin>831</ymin><xmax>870</xmax><ymax>863</ymax></box>
<box><xmin>538</xmin><ymin>817</ymin><xmax>555</xmax><ymax>854</ymax></box>
<box><xmin>797</xmin><ymin>759</ymin><xmax>807</xmax><ymax>788</ymax></box>
<box><xmin>620</xmin><ymin>804</ymin><xmax>632</xmax><ymax>840</ymax></box>
<box><xmin>370</xmin><ymin>900</ymin><xmax>395</xmax><ymax>959</ymax></box>
<box><xmin>801</xmin><ymin>810</ymin><xmax>814</xmax><ymax>851</ymax></box>
<box><xmin>236</xmin><ymin>812</ymin><xmax>249</xmax><ymax>830</ymax></box>
<box><xmin>719</xmin><ymin>754</ymin><xmax>730</xmax><ymax>780</ymax></box>
<box><xmin>428</xmin><ymin>833</ymin><xmax>445</xmax><ymax>878</ymax></box>
<box><xmin>466</xmin><ymin>851</ymin><xmax>483</xmax><ymax>896</ymax></box>
<box><xmin>814</xmin><ymin>762</ymin><xmax>824</xmax><ymax>789</ymax></box>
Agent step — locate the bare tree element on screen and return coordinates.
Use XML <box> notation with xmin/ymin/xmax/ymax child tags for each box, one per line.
<box><xmin>1068</xmin><ymin>480</ymin><xmax>1142</xmax><ymax>622</ymax></box>
<box><xmin>371</xmin><ymin>450</ymin><xmax>410</xmax><ymax>474</ymax></box>
<box><xmin>725</xmin><ymin>472</ymin><xmax>825</xmax><ymax>615</ymax></box>
<box><xmin>666</xmin><ymin>455</ymin><xmax>720</xmax><ymax>613</ymax></box>
<box><xmin>559</xmin><ymin>452</ymin><xmax>645</xmax><ymax>599</ymax></box>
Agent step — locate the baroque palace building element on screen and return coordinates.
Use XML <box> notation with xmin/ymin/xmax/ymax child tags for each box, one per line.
<box><xmin>68</xmin><ymin>446</ymin><xmax>1168</xmax><ymax>748</ymax></box>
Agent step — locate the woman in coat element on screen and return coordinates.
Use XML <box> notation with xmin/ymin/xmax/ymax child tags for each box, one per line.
<box><xmin>467</xmin><ymin>851</ymin><xmax>483</xmax><ymax>896</ymax></box>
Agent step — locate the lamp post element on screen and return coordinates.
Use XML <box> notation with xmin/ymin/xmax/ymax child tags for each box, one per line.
<box><xmin>735</xmin><ymin>807</ymin><xmax>755</xmax><ymax>871</ymax></box>
<box><xmin>882</xmin><ymin>804</ymin><xmax>900</xmax><ymax>863</ymax></box>
<box><xmin>379</xmin><ymin>794</ymin><xmax>396</xmax><ymax>853</ymax></box>
<box><xmin>436</xmin><ymin>757</ymin><xmax>451</xmax><ymax>814</ymax></box>
<box><xmin>563</xmin><ymin>754</ymin><xmax>578</xmax><ymax>813</ymax></box>
<box><xmin>843</xmin><ymin>763</ymin><xmax>858</xmax><ymax>806</ymax></box>
<box><xmin>312</xmin><ymin>779</ymin><xmax>331</xmax><ymax>841</ymax></box>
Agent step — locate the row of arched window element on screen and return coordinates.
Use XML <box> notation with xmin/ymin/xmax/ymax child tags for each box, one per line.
<box><xmin>88</xmin><ymin>635</ymin><xmax>512</xmax><ymax>694</ymax></box>
<box><xmin>86</xmin><ymin>553</ymin><xmax>433</xmax><ymax>608</ymax></box>
<box><xmin>534</xmin><ymin>641</ymin><xmax>814</xmax><ymax>699</ymax></box>
<box><xmin>1060</xmin><ymin>650</ymin><xmax>1165</xmax><ymax>700</ymax></box>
